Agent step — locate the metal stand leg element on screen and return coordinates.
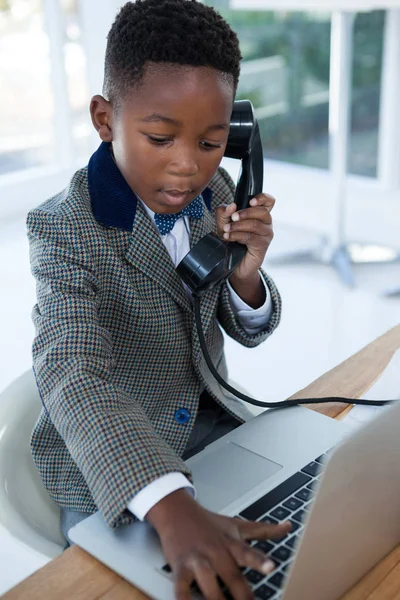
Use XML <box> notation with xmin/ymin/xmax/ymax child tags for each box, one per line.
<box><xmin>269</xmin><ymin>239</ymin><xmax>400</xmax><ymax>288</ymax></box>
<box><xmin>385</xmin><ymin>286</ymin><xmax>400</xmax><ymax>297</ymax></box>
<box><xmin>269</xmin><ymin>12</ymin><xmax>400</xmax><ymax>290</ymax></box>
<box><xmin>331</xmin><ymin>245</ymin><xmax>355</xmax><ymax>287</ymax></box>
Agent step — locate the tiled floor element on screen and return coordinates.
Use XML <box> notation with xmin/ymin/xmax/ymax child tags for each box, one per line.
<box><xmin>0</xmin><ymin>216</ymin><xmax>399</xmax><ymax>594</ymax></box>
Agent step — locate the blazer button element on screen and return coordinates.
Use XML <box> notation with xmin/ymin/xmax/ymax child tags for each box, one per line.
<box><xmin>175</xmin><ymin>408</ymin><xmax>190</xmax><ymax>424</ymax></box>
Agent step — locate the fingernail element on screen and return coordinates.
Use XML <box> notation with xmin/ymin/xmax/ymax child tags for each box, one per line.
<box><xmin>223</xmin><ymin>224</ymin><xmax>230</xmax><ymax>232</ymax></box>
<box><xmin>261</xmin><ymin>560</ymin><xmax>275</xmax><ymax>574</ymax></box>
<box><xmin>250</xmin><ymin>198</ymin><xmax>257</xmax><ymax>206</ymax></box>
<box><xmin>223</xmin><ymin>233</ymin><xmax>229</xmax><ymax>239</ymax></box>
<box><xmin>231</xmin><ymin>213</ymin><xmax>239</xmax><ymax>222</ymax></box>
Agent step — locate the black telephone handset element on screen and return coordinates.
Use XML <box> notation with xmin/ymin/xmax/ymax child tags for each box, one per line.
<box><xmin>176</xmin><ymin>100</ymin><xmax>263</xmax><ymax>296</ymax></box>
<box><xmin>175</xmin><ymin>101</ymin><xmax>391</xmax><ymax>410</ymax></box>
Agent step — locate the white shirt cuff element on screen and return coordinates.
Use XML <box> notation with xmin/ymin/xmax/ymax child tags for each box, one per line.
<box><xmin>127</xmin><ymin>473</ymin><xmax>196</xmax><ymax>521</ymax></box>
<box><xmin>227</xmin><ymin>274</ymin><xmax>272</xmax><ymax>335</ymax></box>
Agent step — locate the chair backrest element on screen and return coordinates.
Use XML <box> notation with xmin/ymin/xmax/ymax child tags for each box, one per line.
<box><xmin>0</xmin><ymin>370</ymin><xmax>64</xmax><ymax>557</ymax></box>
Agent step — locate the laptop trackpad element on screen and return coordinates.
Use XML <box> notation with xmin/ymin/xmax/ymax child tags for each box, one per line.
<box><xmin>191</xmin><ymin>441</ymin><xmax>282</xmax><ymax>512</ymax></box>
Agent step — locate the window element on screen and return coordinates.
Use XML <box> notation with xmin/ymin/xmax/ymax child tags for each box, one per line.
<box><xmin>0</xmin><ymin>0</ymin><xmax>397</xmax><ymax>226</ymax></box>
<box><xmin>205</xmin><ymin>4</ymin><xmax>332</xmax><ymax>170</ymax></box>
<box><xmin>61</xmin><ymin>0</ymin><xmax>91</xmax><ymax>160</ymax></box>
<box><xmin>349</xmin><ymin>10</ymin><xmax>385</xmax><ymax>177</ymax></box>
<box><xmin>205</xmin><ymin>1</ymin><xmax>386</xmax><ymax>179</ymax></box>
<box><xmin>0</xmin><ymin>0</ymin><xmax>92</xmax><ymax>179</ymax></box>
<box><xmin>0</xmin><ymin>0</ymin><xmax>55</xmax><ymax>175</ymax></box>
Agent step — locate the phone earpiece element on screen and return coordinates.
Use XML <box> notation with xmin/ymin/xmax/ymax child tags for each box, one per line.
<box><xmin>176</xmin><ymin>99</ymin><xmax>263</xmax><ymax>294</ymax></box>
<box><xmin>224</xmin><ymin>100</ymin><xmax>256</xmax><ymax>160</ymax></box>
<box><xmin>225</xmin><ymin>100</ymin><xmax>263</xmax><ymax>211</ymax></box>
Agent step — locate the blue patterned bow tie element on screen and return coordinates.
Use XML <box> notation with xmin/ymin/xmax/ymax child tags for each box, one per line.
<box><xmin>154</xmin><ymin>195</ymin><xmax>204</xmax><ymax>235</ymax></box>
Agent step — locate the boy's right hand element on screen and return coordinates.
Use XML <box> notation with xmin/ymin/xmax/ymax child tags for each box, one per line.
<box><xmin>146</xmin><ymin>489</ymin><xmax>291</xmax><ymax>600</ymax></box>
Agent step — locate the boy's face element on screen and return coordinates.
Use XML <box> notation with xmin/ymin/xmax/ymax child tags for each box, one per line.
<box><xmin>91</xmin><ymin>65</ymin><xmax>234</xmax><ymax>214</ymax></box>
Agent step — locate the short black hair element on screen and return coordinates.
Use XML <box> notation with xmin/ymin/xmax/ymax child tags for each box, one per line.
<box><xmin>103</xmin><ymin>0</ymin><xmax>242</xmax><ymax>109</ymax></box>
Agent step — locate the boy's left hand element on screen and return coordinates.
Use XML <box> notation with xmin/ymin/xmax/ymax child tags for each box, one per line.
<box><xmin>216</xmin><ymin>192</ymin><xmax>275</xmax><ymax>283</ymax></box>
<box><xmin>216</xmin><ymin>194</ymin><xmax>275</xmax><ymax>279</ymax></box>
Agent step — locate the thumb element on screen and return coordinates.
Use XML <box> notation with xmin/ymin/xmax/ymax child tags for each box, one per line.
<box><xmin>215</xmin><ymin>203</ymin><xmax>237</xmax><ymax>237</ymax></box>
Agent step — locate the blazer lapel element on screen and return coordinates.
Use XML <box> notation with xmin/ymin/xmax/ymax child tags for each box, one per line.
<box><xmin>88</xmin><ymin>143</ymin><xmax>213</xmax><ymax>316</ymax></box>
<box><xmin>124</xmin><ymin>201</ymin><xmax>192</xmax><ymax>313</ymax></box>
<box><xmin>189</xmin><ymin>197</ymin><xmax>216</xmax><ymax>248</ymax></box>
<box><xmin>188</xmin><ymin>201</ymin><xmax>222</xmax><ymax>358</ymax></box>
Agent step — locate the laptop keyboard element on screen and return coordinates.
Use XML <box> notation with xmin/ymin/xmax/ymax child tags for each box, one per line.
<box><xmin>162</xmin><ymin>452</ymin><xmax>329</xmax><ymax>599</ymax></box>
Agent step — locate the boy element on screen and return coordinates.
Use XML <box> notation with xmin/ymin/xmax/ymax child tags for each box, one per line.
<box><xmin>27</xmin><ymin>1</ymin><xmax>289</xmax><ymax>598</ymax></box>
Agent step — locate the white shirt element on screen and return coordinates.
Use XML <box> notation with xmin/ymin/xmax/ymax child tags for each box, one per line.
<box><xmin>127</xmin><ymin>201</ymin><xmax>272</xmax><ymax>520</ymax></box>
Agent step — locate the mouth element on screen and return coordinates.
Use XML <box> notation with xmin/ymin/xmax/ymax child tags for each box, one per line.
<box><xmin>161</xmin><ymin>189</ymin><xmax>193</xmax><ymax>204</ymax></box>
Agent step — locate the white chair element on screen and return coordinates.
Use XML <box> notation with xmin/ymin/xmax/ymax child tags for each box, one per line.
<box><xmin>0</xmin><ymin>370</ymin><xmax>64</xmax><ymax>558</ymax></box>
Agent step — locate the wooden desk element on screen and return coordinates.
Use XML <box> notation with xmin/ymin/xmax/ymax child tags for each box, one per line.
<box><xmin>4</xmin><ymin>325</ymin><xmax>400</xmax><ymax>600</ymax></box>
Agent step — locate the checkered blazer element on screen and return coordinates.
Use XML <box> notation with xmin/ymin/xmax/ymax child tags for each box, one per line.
<box><xmin>27</xmin><ymin>155</ymin><xmax>281</xmax><ymax>529</ymax></box>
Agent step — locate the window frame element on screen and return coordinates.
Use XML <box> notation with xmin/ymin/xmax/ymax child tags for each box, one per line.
<box><xmin>0</xmin><ymin>0</ymin><xmax>399</xmax><ymax>246</ymax></box>
<box><xmin>232</xmin><ymin>0</ymin><xmax>400</xmax><ymax>9</ymax></box>
<box><xmin>225</xmin><ymin>3</ymin><xmax>400</xmax><ymax>249</ymax></box>
<box><xmin>0</xmin><ymin>0</ymin><xmax>117</xmax><ymax>220</ymax></box>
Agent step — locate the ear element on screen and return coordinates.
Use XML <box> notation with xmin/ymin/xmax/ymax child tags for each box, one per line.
<box><xmin>90</xmin><ymin>95</ymin><xmax>113</xmax><ymax>142</ymax></box>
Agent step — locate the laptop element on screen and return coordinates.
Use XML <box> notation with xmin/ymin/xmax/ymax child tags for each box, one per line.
<box><xmin>69</xmin><ymin>400</ymin><xmax>400</xmax><ymax>600</ymax></box>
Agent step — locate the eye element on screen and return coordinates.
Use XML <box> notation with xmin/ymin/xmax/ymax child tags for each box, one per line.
<box><xmin>147</xmin><ymin>135</ymin><xmax>171</xmax><ymax>145</ymax></box>
<box><xmin>200</xmin><ymin>141</ymin><xmax>223</xmax><ymax>150</ymax></box>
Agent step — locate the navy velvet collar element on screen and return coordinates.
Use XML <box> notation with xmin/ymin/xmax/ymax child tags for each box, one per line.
<box><xmin>88</xmin><ymin>142</ymin><xmax>213</xmax><ymax>232</ymax></box>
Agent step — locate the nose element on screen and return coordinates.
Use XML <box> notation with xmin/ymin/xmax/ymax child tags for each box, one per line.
<box><xmin>166</xmin><ymin>145</ymin><xmax>199</xmax><ymax>178</ymax></box>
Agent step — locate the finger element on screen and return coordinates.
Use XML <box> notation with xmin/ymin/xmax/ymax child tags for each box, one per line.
<box><xmin>230</xmin><ymin>206</ymin><xmax>272</xmax><ymax>225</ymax></box>
<box><xmin>215</xmin><ymin>203</ymin><xmax>237</xmax><ymax>235</ymax></box>
<box><xmin>239</xmin><ymin>519</ymin><xmax>292</xmax><ymax>542</ymax></box>
<box><xmin>174</xmin><ymin>565</ymin><xmax>195</xmax><ymax>600</ymax></box>
<box><xmin>223</xmin><ymin>231</ymin><xmax>253</xmax><ymax>246</ymax></box>
<box><xmin>196</xmin><ymin>545</ymin><xmax>253</xmax><ymax>600</ymax></box>
<box><xmin>224</xmin><ymin>229</ymin><xmax>274</xmax><ymax>248</ymax></box>
<box><xmin>216</xmin><ymin>558</ymin><xmax>254</xmax><ymax>600</ymax></box>
<box><xmin>191</xmin><ymin>557</ymin><xmax>226</xmax><ymax>600</ymax></box>
<box><xmin>250</xmin><ymin>193</ymin><xmax>276</xmax><ymax>210</ymax></box>
<box><xmin>224</xmin><ymin>219</ymin><xmax>271</xmax><ymax>237</ymax></box>
<box><xmin>228</xmin><ymin>538</ymin><xmax>276</xmax><ymax>576</ymax></box>
<box><xmin>225</xmin><ymin>203</ymin><xmax>237</xmax><ymax>217</ymax></box>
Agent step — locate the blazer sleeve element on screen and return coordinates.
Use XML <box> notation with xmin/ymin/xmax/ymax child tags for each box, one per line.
<box><xmin>27</xmin><ymin>209</ymin><xmax>193</xmax><ymax>528</ymax></box>
<box><xmin>210</xmin><ymin>166</ymin><xmax>282</xmax><ymax>348</ymax></box>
